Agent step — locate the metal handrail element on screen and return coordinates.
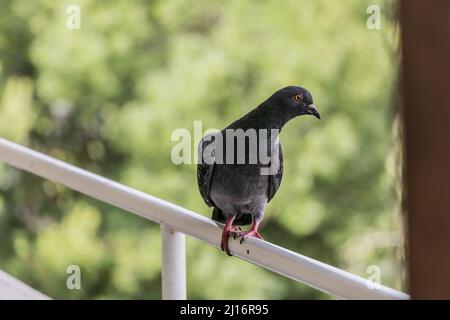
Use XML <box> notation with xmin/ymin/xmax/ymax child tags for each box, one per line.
<box><xmin>0</xmin><ymin>138</ymin><xmax>409</xmax><ymax>300</ymax></box>
<box><xmin>0</xmin><ymin>269</ymin><xmax>50</xmax><ymax>300</ymax></box>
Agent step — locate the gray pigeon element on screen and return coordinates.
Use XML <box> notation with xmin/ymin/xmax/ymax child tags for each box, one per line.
<box><xmin>197</xmin><ymin>86</ymin><xmax>320</xmax><ymax>255</ymax></box>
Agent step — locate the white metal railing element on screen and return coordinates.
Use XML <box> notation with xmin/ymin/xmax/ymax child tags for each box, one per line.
<box><xmin>0</xmin><ymin>138</ymin><xmax>410</xmax><ymax>300</ymax></box>
<box><xmin>0</xmin><ymin>269</ymin><xmax>50</xmax><ymax>300</ymax></box>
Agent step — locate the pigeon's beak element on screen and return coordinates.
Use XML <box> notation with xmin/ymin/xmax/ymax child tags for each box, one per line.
<box><xmin>307</xmin><ymin>104</ymin><xmax>321</xmax><ymax>120</ymax></box>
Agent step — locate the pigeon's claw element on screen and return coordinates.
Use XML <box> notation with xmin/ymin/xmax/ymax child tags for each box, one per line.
<box><xmin>236</xmin><ymin>230</ymin><xmax>264</xmax><ymax>244</ymax></box>
<box><xmin>221</xmin><ymin>215</ymin><xmax>237</xmax><ymax>256</ymax></box>
<box><xmin>235</xmin><ymin>221</ymin><xmax>263</xmax><ymax>244</ymax></box>
<box><xmin>221</xmin><ymin>228</ymin><xmax>241</xmax><ymax>256</ymax></box>
<box><xmin>220</xmin><ymin>229</ymin><xmax>232</xmax><ymax>256</ymax></box>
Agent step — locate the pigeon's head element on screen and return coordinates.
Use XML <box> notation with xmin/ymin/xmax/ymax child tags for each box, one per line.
<box><xmin>275</xmin><ymin>86</ymin><xmax>320</xmax><ymax>119</ymax></box>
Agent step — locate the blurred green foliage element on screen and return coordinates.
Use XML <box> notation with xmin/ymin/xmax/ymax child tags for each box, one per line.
<box><xmin>0</xmin><ymin>0</ymin><xmax>404</xmax><ymax>299</ymax></box>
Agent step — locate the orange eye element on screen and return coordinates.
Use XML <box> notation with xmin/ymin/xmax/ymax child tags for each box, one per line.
<box><xmin>293</xmin><ymin>93</ymin><xmax>303</xmax><ymax>101</ymax></box>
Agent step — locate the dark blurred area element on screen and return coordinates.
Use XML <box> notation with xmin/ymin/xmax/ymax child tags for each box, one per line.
<box><xmin>401</xmin><ymin>0</ymin><xmax>450</xmax><ymax>299</ymax></box>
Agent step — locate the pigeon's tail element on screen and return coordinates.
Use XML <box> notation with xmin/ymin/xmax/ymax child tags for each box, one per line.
<box><xmin>211</xmin><ymin>207</ymin><xmax>252</xmax><ymax>226</ymax></box>
<box><xmin>211</xmin><ymin>206</ymin><xmax>226</xmax><ymax>223</ymax></box>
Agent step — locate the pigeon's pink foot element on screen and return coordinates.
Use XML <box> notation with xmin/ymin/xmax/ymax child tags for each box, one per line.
<box><xmin>220</xmin><ymin>215</ymin><xmax>238</xmax><ymax>256</ymax></box>
<box><xmin>234</xmin><ymin>230</ymin><xmax>264</xmax><ymax>243</ymax></box>
<box><xmin>230</xmin><ymin>226</ymin><xmax>241</xmax><ymax>232</ymax></box>
<box><xmin>234</xmin><ymin>222</ymin><xmax>263</xmax><ymax>244</ymax></box>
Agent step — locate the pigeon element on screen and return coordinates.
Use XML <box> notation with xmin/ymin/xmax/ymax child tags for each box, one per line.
<box><xmin>197</xmin><ymin>86</ymin><xmax>320</xmax><ymax>256</ymax></box>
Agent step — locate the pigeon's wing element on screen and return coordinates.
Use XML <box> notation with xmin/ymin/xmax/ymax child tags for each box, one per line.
<box><xmin>197</xmin><ymin>133</ymin><xmax>217</xmax><ymax>207</ymax></box>
<box><xmin>267</xmin><ymin>141</ymin><xmax>283</xmax><ymax>203</ymax></box>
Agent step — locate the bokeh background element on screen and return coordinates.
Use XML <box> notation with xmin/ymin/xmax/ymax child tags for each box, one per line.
<box><xmin>0</xmin><ymin>0</ymin><xmax>404</xmax><ymax>299</ymax></box>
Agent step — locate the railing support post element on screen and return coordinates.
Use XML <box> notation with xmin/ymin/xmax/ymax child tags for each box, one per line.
<box><xmin>160</xmin><ymin>224</ymin><xmax>186</xmax><ymax>300</ymax></box>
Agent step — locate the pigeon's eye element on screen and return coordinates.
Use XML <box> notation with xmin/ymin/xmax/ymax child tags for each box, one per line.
<box><xmin>293</xmin><ymin>93</ymin><xmax>303</xmax><ymax>101</ymax></box>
